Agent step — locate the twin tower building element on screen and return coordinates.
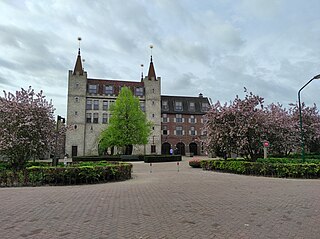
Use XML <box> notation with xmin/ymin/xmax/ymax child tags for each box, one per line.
<box><xmin>66</xmin><ymin>47</ymin><xmax>210</xmax><ymax>157</ymax></box>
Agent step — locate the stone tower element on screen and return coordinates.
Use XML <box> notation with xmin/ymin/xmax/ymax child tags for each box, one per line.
<box><xmin>65</xmin><ymin>48</ymin><xmax>87</xmax><ymax>157</ymax></box>
<box><xmin>143</xmin><ymin>55</ymin><xmax>161</xmax><ymax>154</ymax></box>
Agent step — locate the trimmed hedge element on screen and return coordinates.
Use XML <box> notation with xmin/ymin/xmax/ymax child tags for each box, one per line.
<box><xmin>144</xmin><ymin>155</ymin><xmax>182</xmax><ymax>163</ymax></box>
<box><xmin>201</xmin><ymin>160</ymin><xmax>320</xmax><ymax>179</ymax></box>
<box><xmin>0</xmin><ymin>162</ymin><xmax>132</xmax><ymax>187</ymax></box>
<box><xmin>72</xmin><ymin>155</ymin><xmax>144</xmax><ymax>162</ymax></box>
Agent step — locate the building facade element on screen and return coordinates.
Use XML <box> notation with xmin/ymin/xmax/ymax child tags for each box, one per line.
<box><xmin>65</xmin><ymin>48</ymin><xmax>209</xmax><ymax>157</ymax></box>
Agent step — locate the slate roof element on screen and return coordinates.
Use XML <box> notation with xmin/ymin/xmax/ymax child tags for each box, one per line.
<box><xmin>161</xmin><ymin>95</ymin><xmax>210</xmax><ymax>115</ymax></box>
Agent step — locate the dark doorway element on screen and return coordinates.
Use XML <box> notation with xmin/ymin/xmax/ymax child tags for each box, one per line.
<box><xmin>125</xmin><ymin>145</ymin><xmax>133</xmax><ymax>155</ymax></box>
<box><xmin>176</xmin><ymin>142</ymin><xmax>185</xmax><ymax>155</ymax></box>
<box><xmin>72</xmin><ymin>146</ymin><xmax>78</xmax><ymax>157</ymax></box>
<box><xmin>189</xmin><ymin>142</ymin><xmax>198</xmax><ymax>156</ymax></box>
<box><xmin>161</xmin><ymin>142</ymin><xmax>171</xmax><ymax>155</ymax></box>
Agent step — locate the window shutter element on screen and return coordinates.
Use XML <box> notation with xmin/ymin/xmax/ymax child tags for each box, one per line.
<box><xmin>167</xmin><ymin>130</ymin><xmax>170</xmax><ymax>135</ymax></box>
<box><xmin>195</xmin><ymin>118</ymin><xmax>197</xmax><ymax>123</ymax></box>
<box><xmin>182</xmin><ymin>118</ymin><xmax>185</xmax><ymax>123</ymax></box>
<box><xmin>174</xmin><ymin>130</ymin><xmax>176</xmax><ymax>135</ymax></box>
<box><xmin>182</xmin><ymin>130</ymin><xmax>185</xmax><ymax>135</ymax></box>
<box><xmin>189</xmin><ymin>130</ymin><xmax>191</xmax><ymax>135</ymax></box>
<box><xmin>174</xmin><ymin>118</ymin><xmax>176</xmax><ymax>123</ymax></box>
<box><xmin>195</xmin><ymin>130</ymin><xmax>197</xmax><ymax>135</ymax></box>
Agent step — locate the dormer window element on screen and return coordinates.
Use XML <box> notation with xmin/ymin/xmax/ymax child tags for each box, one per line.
<box><xmin>88</xmin><ymin>84</ymin><xmax>97</xmax><ymax>94</ymax></box>
<box><xmin>105</xmin><ymin>85</ymin><xmax>113</xmax><ymax>95</ymax></box>
<box><xmin>189</xmin><ymin>102</ymin><xmax>195</xmax><ymax>112</ymax></box>
<box><xmin>201</xmin><ymin>102</ymin><xmax>209</xmax><ymax>112</ymax></box>
<box><xmin>162</xmin><ymin>101</ymin><xmax>169</xmax><ymax>111</ymax></box>
<box><xmin>175</xmin><ymin>101</ymin><xmax>183</xmax><ymax>111</ymax></box>
<box><xmin>135</xmin><ymin>87</ymin><xmax>144</xmax><ymax>96</ymax></box>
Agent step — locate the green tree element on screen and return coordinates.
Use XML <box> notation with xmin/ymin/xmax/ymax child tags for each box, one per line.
<box><xmin>99</xmin><ymin>87</ymin><xmax>151</xmax><ymax>155</ymax></box>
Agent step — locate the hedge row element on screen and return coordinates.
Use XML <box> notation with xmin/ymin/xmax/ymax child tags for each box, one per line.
<box><xmin>144</xmin><ymin>155</ymin><xmax>182</xmax><ymax>163</ymax></box>
<box><xmin>73</xmin><ymin>155</ymin><xmax>182</xmax><ymax>163</ymax></box>
<box><xmin>0</xmin><ymin>162</ymin><xmax>132</xmax><ymax>187</ymax></box>
<box><xmin>201</xmin><ymin>160</ymin><xmax>320</xmax><ymax>179</ymax></box>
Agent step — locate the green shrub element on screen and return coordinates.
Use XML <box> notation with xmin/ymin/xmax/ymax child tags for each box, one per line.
<box><xmin>0</xmin><ymin>162</ymin><xmax>132</xmax><ymax>187</ymax></box>
<box><xmin>144</xmin><ymin>155</ymin><xmax>182</xmax><ymax>163</ymax></box>
<box><xmin>257</xmin><ymin>157</ymin><xmax>320</xmax><ymax>164</ymax></box>
<box><xmin>201</xmin><ymin>160</ymin><xmax>320</xmax><ymax>179</ymax></box>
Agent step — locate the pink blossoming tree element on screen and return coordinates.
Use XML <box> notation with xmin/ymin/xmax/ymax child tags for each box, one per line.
<box><xmin>0</xmin><ymin>87</ymin><xmax>56</xmax><ymax>170</ymax></box>
<box><xmin>204</xmin><ymin>89</ymin><xmax>320</xmax><ymax>161</ymax></box>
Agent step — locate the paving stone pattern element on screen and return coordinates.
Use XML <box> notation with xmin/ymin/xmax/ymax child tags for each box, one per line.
<box><xmin>0</xmin><ymin>158</ymin><xmax>320</xmax><ymax>239</ymax></box>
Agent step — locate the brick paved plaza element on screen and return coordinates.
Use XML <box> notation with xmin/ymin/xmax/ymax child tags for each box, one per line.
<box><xmin>0</xmin><ymin>158</ymin><xmax>320</xmax><ymax>239</ymax></box>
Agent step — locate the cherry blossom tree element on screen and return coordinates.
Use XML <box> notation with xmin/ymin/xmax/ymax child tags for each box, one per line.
<box><xmin>205</xmin><ymin>90</ymin><xmax>266</xmax><ymax>161</ymax></box>
<box><xmin>290</xmin><ymin>102</ymin><xmax>320</xmax><ymax>153</ymax></box>
<box><xmin>204</xmin><ymin>89</ymin><xmax>320</xmax><ymax>160</ymax></box>
<box><xmin>0</xmin><ymin>87</ymin><xmax>56</xmax><ymax>170</ymax></box>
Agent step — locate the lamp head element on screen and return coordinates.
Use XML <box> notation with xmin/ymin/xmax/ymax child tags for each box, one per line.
<box><xmin>313</xmin><ymin>74</ymin><xmax>320</xmax><ymax>79</ymax></box>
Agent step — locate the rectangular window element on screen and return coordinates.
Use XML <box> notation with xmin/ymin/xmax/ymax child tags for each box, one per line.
<box><xmin>162</xmin><ymin>101</ymin><xmax>169</xmax><ymax>111</ymax></box>
<box><xmin>102</xmin><ymin>113</ymin><xmax>108</xmax><ymax>124</ymax></box>
<box><xmin>93</xmin><ymin>113</ymin><xmax>99</xmax><ymax>123</ymax></box>
<box><xmin>189</xmin><ymin>102</ymin><xmax>195</xmax><ymax>111</ymax></box>
<box><xmin>86</xmin><ymin>113</ymin><xmax>92</xmax><ymax>123</ymax></box>
<box><xmin>103</xmin><ymin>101</ymin><xmax>108</xmax><ymax>111</ymax></box>
<box><xmin>190</xmin><ymin>115</ymin><xmax>195</xmax><ymax>123</ymax></box>
<box><xmin>72</xmin><ymin>146</ymin><xmax>78</xmax><ymax>157</ymax></box>
<box><xmin>162</xmin><ymin>125</ymin><xmax>168</xmax><ymax>135</ymax></box>
<box><xmin>88</xmin><ymin>84</ymin><xmax>97</xmax><ymax>94</ymax></box>
<box><xmin>86</xmin><ymin>99</ymin><xmax>92</xmax><ymax>110</ymax></box>
<box><xmin>176</xmin><ymin>114</ymin><xmax>183</xmax><ymax>123</ymax></box>
<box><xmin>93</xmin><ymin>100</ymin><xmax>99</xmax><ymax>110</ymax></box>
<box><xmin>140</xmin><ymin>102</ymin><xmax>145</xmax><ymax>112</ymax></box>
<box><xmin>201</xmin><ymin>102</ymin><xmax>209</xmax><ymax>112</ymax></box>
<box><xmin>162</xmin><ymin>113</ymin><xmax>168</xmax><ymax>123</ymax></box>
<box><xmin>135</xmin><ymin>87</ymin><xmax>144</xmax><ymax>96</ymax></box>
<box><xmin>190</xmin><ymin>126</ymin><xmax>196</xmax><ymax>136</ymax></box>
<box><xmin>176</xmin><ymin>126</ymin><xmax>183</xmax><ymax>136</ymax></box>
<box><xmin>108</xmin><ymin>113</ymin><xmax>112</xmax><ymax>123</ymax></box>
<box><xmin>175</xmin><ymin>101</ymin><xmax>183</xmax><ymax>111</ymax></box>
<box><xmin>151</xmin><ymin>145</ymin><xmax>156</xmax><ymax>153</ymax></box>
<box><xmin>105</xmin><ymin>85</ymin><xmax>114</xmax><ymax>95</ymax></box>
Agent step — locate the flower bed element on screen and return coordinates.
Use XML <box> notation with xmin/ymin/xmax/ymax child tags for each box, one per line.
<box><xmin>189</xmin><ymin>158</ymin><xmax>202</xmax><ymax>168</ymax></box>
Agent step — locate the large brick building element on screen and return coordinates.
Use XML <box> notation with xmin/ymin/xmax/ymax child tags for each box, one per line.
<box><xmin>65</xmin><ymin>47</ymin><xmax>209</xmax><ymax>157</ymax></box>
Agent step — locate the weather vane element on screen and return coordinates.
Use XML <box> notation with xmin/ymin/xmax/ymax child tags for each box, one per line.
<box><xmin>78</xmin><ymin>37</ymin><xmax>82</xmax><ymax>48</ymax></box>
<box><xmin>141</xmin><ymin>64</ymin><xmax>144</xmax><ymax>80</ymax></box>
<box><xmin>149</xmin><ymin>44</ymin><xmax>153</xmax><ymax>61</ymax></box>
<box><xmin>150</xmin><ymin>44</ymin><xmax>153</xmax><ymax>54</ymax></box>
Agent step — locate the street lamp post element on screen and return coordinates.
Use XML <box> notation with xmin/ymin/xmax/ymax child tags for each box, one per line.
<box><xmin>298</xmin><ymin>74</ymin><xmax>320</xmax><ymax>162</ymax></box>
<box><xmin>53</xmin><ymin>115</ymin><xmax>65</xmax><ymax>166</ymax></box>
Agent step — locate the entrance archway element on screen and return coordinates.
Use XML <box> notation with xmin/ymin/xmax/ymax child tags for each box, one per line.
<box><xmin>189</xmin><ymin>142</ymin><xmax>198</xmax><ymax>156</ymax></box>
<box><xmin>176</xmin><ymin>142</ymin><xmax>185</xmax><ymax>155</ymax></box>
<box><xmin>161</xmin><ymin>142</ymin><xmax>171</xmax><ymax>155</ymax></box>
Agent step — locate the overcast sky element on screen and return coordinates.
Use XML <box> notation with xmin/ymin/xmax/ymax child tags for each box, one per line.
<box><xmin>1</xmin><ymin>0</ymin><xmax>320</xmax><ymax>117</ymax></box>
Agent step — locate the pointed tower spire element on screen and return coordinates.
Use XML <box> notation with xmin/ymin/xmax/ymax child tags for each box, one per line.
<box><xmin>73</xmin><ymin>37</ymin><xmax>84</xmax><ymax>75</ymax></box>
<box><xmin>147</xmin><ymin>44</ymin><xmax>156</xmax><ymax>80</ymax></box>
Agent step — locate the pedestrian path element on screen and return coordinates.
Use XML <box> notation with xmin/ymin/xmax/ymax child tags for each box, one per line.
<box><xmin>0</xmin><ymin>157</ymin><xmax>319</xmax><ymax>238</ymax></box>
